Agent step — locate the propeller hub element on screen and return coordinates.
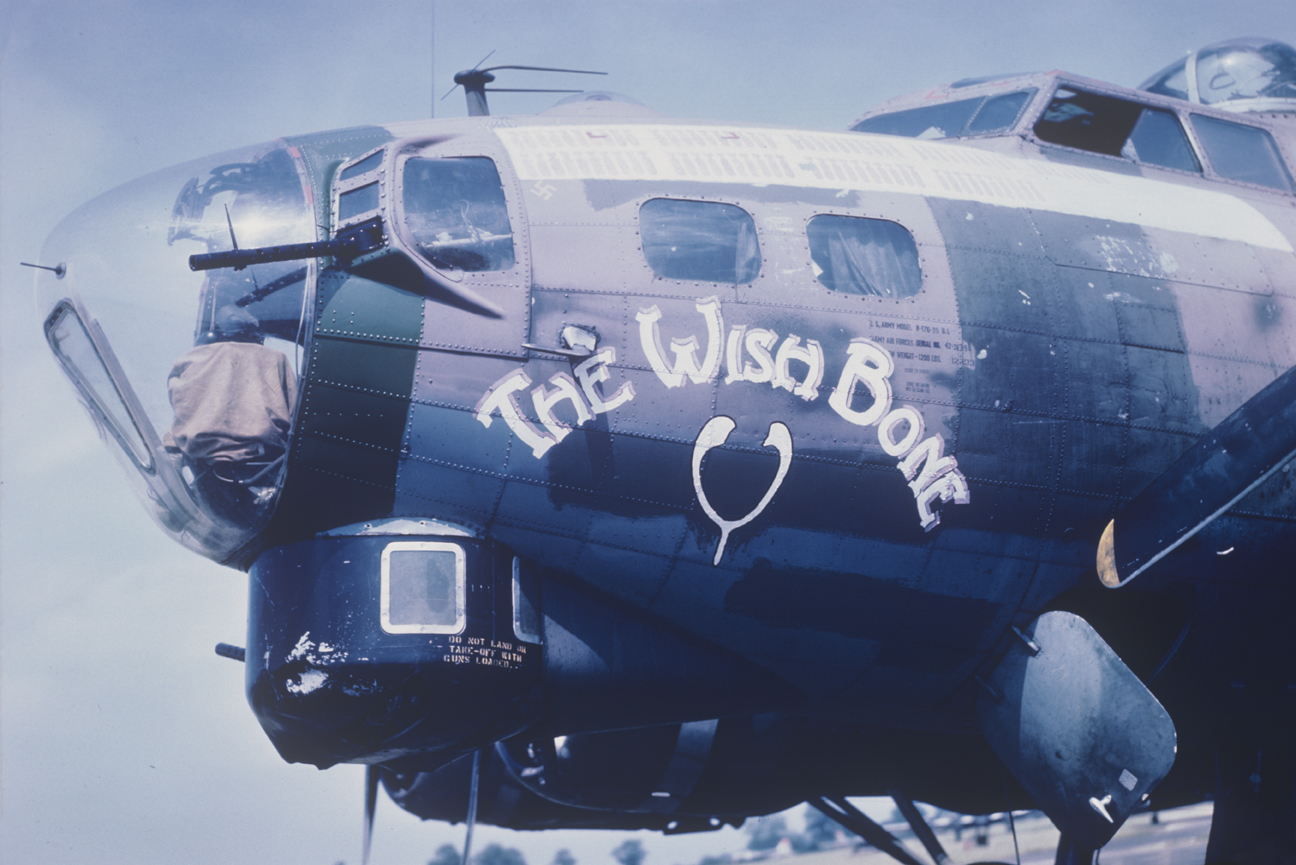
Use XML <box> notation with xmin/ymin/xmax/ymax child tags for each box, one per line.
<box><xmin>454</xmin><ymin>69</ymin><xmax>497</xmax><ymax>87</ymax></box>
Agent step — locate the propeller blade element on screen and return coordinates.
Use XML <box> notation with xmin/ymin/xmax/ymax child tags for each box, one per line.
<box><xmin>441</xmin><ymin>50</ymin><xmax>498</xmax><ymax>101</ymax></box>
<box><xmin>479</xmin><ymin>65</ymin><xmax>606</xmax><ymax>76</ymax></box>
<box><xmin>362</xmin><ymin>764</ymin><xmax>380</xmax><ymax>865</ymax></box>
<box><xmin>1098</xmin><ymin>363</ymin><xmax>1296</xmax><ymax>587</ymax></box>
<box><xmin>442</xmin><ymin>60</ymin><xmax>605</xmax><ymax>102</ymax></box>
<box><xmin>483</xmin><ymin>88</ymin><xmax>586</xmax><ymax>94</ymax></box>
<box><xmin>462</xmin><ymin>749</ymin><xmax>482</xmax><ymax>865</ymax></box>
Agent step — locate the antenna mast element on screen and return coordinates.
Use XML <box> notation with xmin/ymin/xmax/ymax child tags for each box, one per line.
<box><xmin>435</xmin><ymin>0</ymin><xmax>440</xmax><ymax>118</ymax></box>
<box><xmin>445</xmin><ymin>63</ymin><xmax>607</xmax><ymax>116</ymax></box>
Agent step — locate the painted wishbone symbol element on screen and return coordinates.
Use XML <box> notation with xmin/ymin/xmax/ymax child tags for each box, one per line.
<box><xmin>692</xmin><ymin>416</ymin><xmax>793</xmax><ymax>566</ymax></box>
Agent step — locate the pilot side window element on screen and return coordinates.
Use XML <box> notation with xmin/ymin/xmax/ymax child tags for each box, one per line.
<box><xmin>639</xmin><ymin>199</ymin><xmax>761</xmax><ymax>283</ymax></box>
<box><xmin>1189</xmin><ymin>115</ymin><xmax>1295</xmax><ymax>192</ymax></box>
<box><xmin>1033</xmin><ymin>88</ymin><xmax>1200</xmax><ymax>173</ymax></box>
<box><xmin>807</xmin><ymin>216</ymin><xmax>922</xmax><ymax>298</ymax></box>
<box><xmin>852</xmin><ymin>90</ymin><xmax>1035</xmax><ymax>139</ymax></box>
<box><xmin>1123</xmin><ymin>107</ymin><xmax>1200</xmax><ymax>172</ymax></box>
<box><xmin>402</xmin><ymin>157</ymin><xmax>515</xmax><ymax>272</ymax></box>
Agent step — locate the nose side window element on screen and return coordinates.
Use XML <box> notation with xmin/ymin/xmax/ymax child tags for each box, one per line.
<box><xmin>402</xmin><ymin>157</ymin><xmax>516</xmax><ymax>272</ymax></box>
<box><xmin>639</xmin><ymin>199</ymin><xmax>760</xmax><ymax>284</ymax></box>
<box><xmin>806</xmin><ymin>216</ymin><xmax>922</xmax><ymax>298</ymax></box>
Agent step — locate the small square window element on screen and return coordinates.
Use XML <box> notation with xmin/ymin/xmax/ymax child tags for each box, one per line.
<box><xmin>339</xmin><ymin>182</ymin><xmax>380</xmax><ymax>222</ymax></box>
<box><xmin>380</xmin><ymin>541</ymin><xmax>466</xmax><ymax>634</ymax></box>
<box><xmin>339</xmin><ymin>149</ymin><xmax>384</xmax><ymax>182</ymax></box>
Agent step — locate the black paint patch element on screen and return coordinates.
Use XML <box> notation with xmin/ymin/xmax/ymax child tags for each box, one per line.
<box><xmin>929</xmin><ymin>200</ymin><xmax>1047</xmax><ymax>260</ymax></box>
<box><xmin>547</xmin><ymin>432</ymin><xmax>694</xmax><ymax>518</ymax></box>
<box><xmin>301</xmin><ymin>380</ymin><xmax>411</xmax><ymax>445</ymax></box>
<box><xmin>1255</xmin><ymin>295</ymin><xmax>1281</xmax><ymax>329</ymax></box>
<box><xmin>725</xmin><ymin>558</ymin><xmax>1000</xmax><ymax>653</ymax></box>
<box><xmin>253</xmin><ymin>270</ymin><xmax>422</xmax><ymax>556</ymax></box>
<box><xmin>315</xmin><ymin>271</ymin><xmax>424</xmax><ymax>346</ymax></box>
<box><xmin>1115</xmin><ymin>300</ymin><xmax>1185</xmax><ymax>352</ymax></box>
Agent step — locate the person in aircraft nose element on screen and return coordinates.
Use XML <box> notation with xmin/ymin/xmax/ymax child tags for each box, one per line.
<box><xmin>163</xmin><ymin>277</ymin><xmax>296</xmax><ymax>526</ymax></box>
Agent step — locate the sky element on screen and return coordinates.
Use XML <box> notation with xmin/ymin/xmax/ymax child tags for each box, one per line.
<box><xmin>2</xmin><ymin>1</ymin><xmax>1294</xmax><ymax>863</ymax></box>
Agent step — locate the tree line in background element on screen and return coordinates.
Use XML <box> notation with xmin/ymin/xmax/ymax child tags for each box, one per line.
<box><xmin>428</xmin><ymin>838</ymin><xmax>647</xmax><ymax>865</ymax></box>
<box><xmin>423</xmin><ymin>805</ymin><xmax>865</xmax><ymax>865</ymax></box>
<box><xmin>718</xmin><ymin>807</ymin><xmax>859</xmax><ymax>862</ymax></box>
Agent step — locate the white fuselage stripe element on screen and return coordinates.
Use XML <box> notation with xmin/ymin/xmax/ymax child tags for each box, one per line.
<box><xmin>494</xmin><ymin>124</ymin><xmax>1293</xmax><ymax>252</ymax></box>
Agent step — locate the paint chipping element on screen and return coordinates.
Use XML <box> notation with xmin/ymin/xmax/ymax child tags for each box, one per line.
<box><xmin>289</xmin><ymin>632</ymin><xmax>314</xmax><ymax>660</ymax></box>
<box><xmin>286</xmin><ymin>669</ymin><xmax>328</xmax><ymax>695</ymax></box>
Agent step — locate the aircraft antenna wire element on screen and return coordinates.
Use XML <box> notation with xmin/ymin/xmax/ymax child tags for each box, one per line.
<box><xmin>999</xmin><ymin>762</ymin><xmax>1021</xmax><ymax>865</ymax></box>
<box><xmin>462</xmin><ymin>749</ymin><xmax>482</xmax><ymax>865</ymax></box>
<box><xmin>435</xmin><ymin>0</ymin><xmax>440</xmax><ymax>118</ymax></box>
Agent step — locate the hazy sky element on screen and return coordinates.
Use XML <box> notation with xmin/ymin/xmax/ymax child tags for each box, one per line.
<box><xmin>3</xmin><ymin>2</ymin><xmax>1294</xmax><ymax>863</ymax></box>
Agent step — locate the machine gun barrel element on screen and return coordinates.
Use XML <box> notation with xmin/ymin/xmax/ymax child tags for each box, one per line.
<box><xmin>189</xmin><ymin>219</ymin><xmax>384</xmax><ymax>272</ymax></box>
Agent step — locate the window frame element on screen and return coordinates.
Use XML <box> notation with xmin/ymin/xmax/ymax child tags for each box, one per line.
<box><xmin>1187</xmin><ymin>113</ymin><xmax>1296</xmax><ymax>194</ymax></box>
<box><xmin>638</xmin><ymin>197</ymin><xmax>763</xmax><ymax>286</ymax></box>
<box><xmin>804</xmin><ymin>214</ymin><xmax>925</xmax><ymax>299</ymax></box>
<box><xmin>332</xmin><ymin>146</ymin><xmax>387</xmax><ymax>234</ymax></box>
<box><xmin>851</xmin><ymin>88</ymin><xmax>1038</xmax><ymax>141</ymax></box>
<box><xmin>397</xmin><ymin>155</ymin><xmax>518</xmax><ymax>274</ymax></box>
<box><xmin>1030</xmin><ymin>85</ymin><xmax>1203</xmax><ymax>176</ymax></box>
<box><xmin>379</xmin><ymin>540</ymin><xmax>467</xmax><ymax>635</ymax></box>
<box><xmin>511</xmin><ymin>556</ymin><xmax>542</xmax><ymax>645</ymax></box>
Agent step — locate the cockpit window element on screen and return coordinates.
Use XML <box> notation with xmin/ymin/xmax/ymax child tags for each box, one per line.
<box><xmin>1035</xmin><ymin>89</ymin><xmax>1142</xmax><ymax>156</ymax></box>
<box><xmin>1034</xmin><ymin>88</ymin><xmax>1201</xmax><ymax>173</ymax></box>
<box><xmin>402</xmin><ymin>157</ymin><xmax>515</xmax><ymax>272</ymax></box>
<box><xmin>853</xmin><ymin>90</ymin><xmax>1035</xmax><ymax>140</ymax></box>
<box><xmin>967</xmin><ymin>91</ymin><xmax>1036</xmax><ymax>134</ymax></box>
<box><xmin>1190</xmin><ymin>115</ymin><xmax>1294</xmax><ymax>192</ymax></box>
<box><xmin>639</xmin><ymin>199</ymin><xmax>760</xmax><ymax>284</ymax></box>
<box><xmin>1123</xmin><ymin>107</ymin><xmax>1200</xmax><ymax>172</ymax></box>
<box><xmin>806</xmin><ymin>216</ymin><xmax>922</xmax><ymax>298</ymax></box>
